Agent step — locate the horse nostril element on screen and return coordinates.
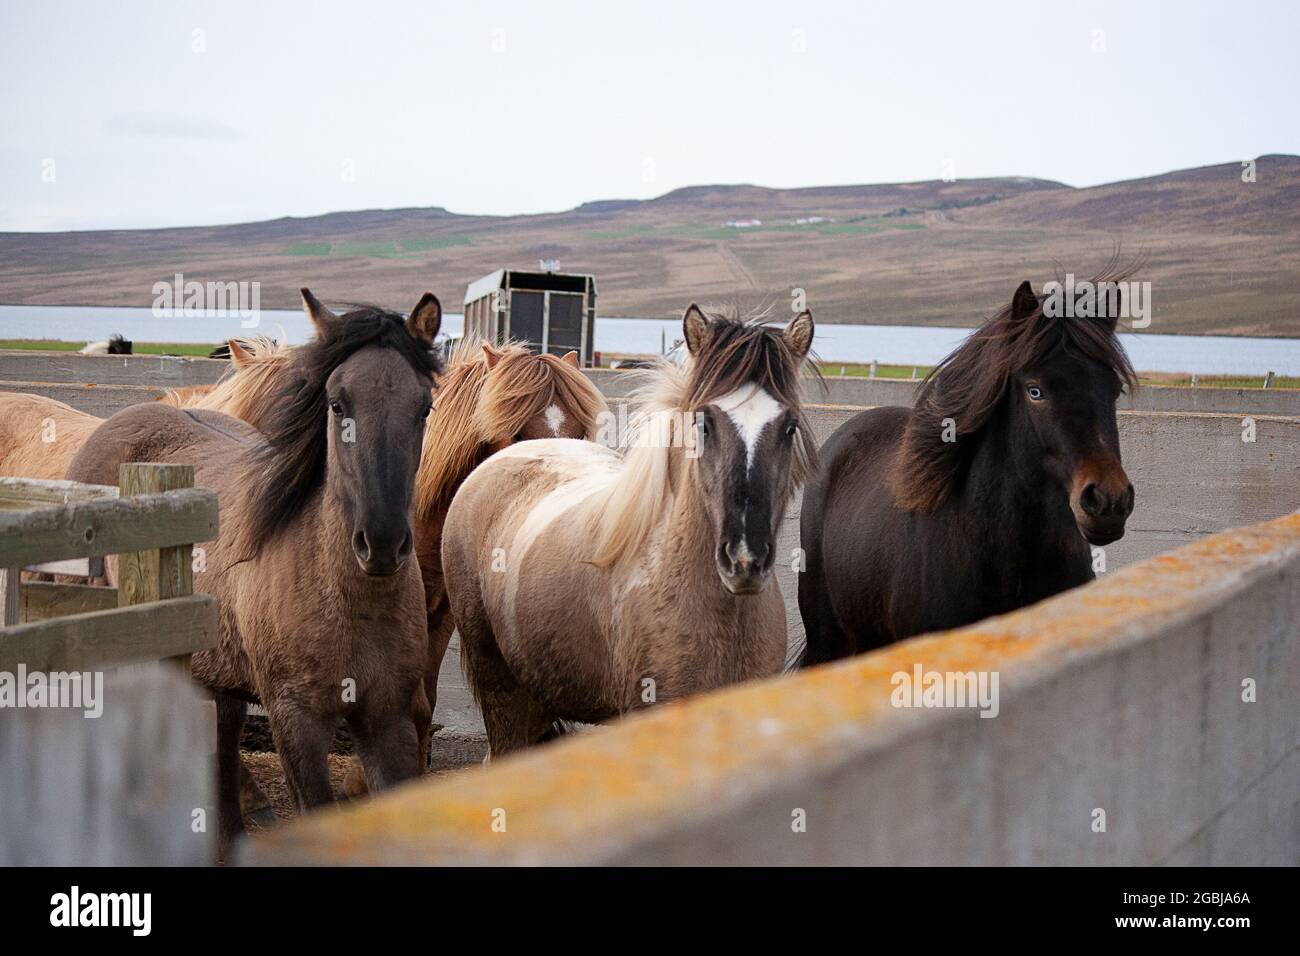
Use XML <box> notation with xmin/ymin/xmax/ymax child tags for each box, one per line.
<box><xmin>352</xmin><ymin>530</ymin><xmax>370</xmax><ymax>560</ymax></box>
<box><xmin>1080</xmin><ymin>483</ymin><xmax>1103</xmax><ymax>517</ymax></box>
<box><xmin>398</xmin><ymin>529</ymin><xmax>413</xmax><ymax>558</ymax></box>
<box><xmin>1123</xmin><ymin>483</ymin><xmax>1135</xmax><ymax>514</ymax></box>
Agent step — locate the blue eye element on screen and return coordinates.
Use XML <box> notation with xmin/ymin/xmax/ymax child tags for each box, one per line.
<box><xmin>1027</xmin><ymin>385</ymin><xmax>1043</xmax><ymax>401</ymax></box>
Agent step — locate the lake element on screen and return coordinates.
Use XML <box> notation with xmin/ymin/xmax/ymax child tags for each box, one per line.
<box><xmin>1</xmin><ymin>304</ymin><xmax>1297</xmax><ymax>375</ymax></box>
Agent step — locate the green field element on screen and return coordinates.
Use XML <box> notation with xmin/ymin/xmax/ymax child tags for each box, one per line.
<box><xmin>281</xmin><ymin>236</ymin><xmax>473</xmax><ymax>258</ymax></box>
<box><xmin>0</xmin><ymin>339</ymin><xmax>214</xmax><ymax>356</ymax></box>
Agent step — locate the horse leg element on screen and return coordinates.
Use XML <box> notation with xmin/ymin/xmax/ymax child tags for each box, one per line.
<box><xmin>347</xmin><ymin>706</ymin><xmax>421</xmax><ymax>792</ymax></box>
<box><xmin>214</xmin><ymin>693</ymin><xmax>247</xmax><ymax>862</ymax></box>
<box><xmin>264</xmin><ymin>700</ymin><xmax>336</xmax><ymax>813</ymax></box>
<box><xmin>458</xmin><ymin>614</ymin><xmax>546</xmax><ymax>759</ymax></box>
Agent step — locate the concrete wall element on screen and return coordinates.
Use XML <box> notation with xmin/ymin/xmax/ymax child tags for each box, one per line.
<box><xmin>245</xmin><ymin>511</ymin><xmax>1300</xmax><ymax>866</ymax></box>
<box><xmin>586</xmin><ymin>368</ymin><xmax>1300</xmax><ymax>416</ymax></box>
<box><xmin>1</xmin><ymin>351</ymin><xmax>1296</xmax><ymax>415</ymax></box>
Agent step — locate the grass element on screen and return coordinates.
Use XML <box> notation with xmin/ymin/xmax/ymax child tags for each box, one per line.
<box><xmin>0</xmin><ymin>339</ymin><xmax>215</xmax><ymax>356</ymax></box>
<box><xmin>815</xmin><ymin>362</ymin><xmax>1300</xmax><ymax>389</ymax></box>
<box><xmin>1</xmin><ymin>342</ymin><xmax>1293</xmax><ymax>386</ymax></box>
<box><xmin>280</xmin><ymin>236</ymin><xmax>472</xmax><ymax>258</ymax></box>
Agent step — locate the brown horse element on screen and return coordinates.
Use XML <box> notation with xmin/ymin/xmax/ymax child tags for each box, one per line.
<box><xmin>67</xmin><ymin>291</ymin><xmax>443</xmax><ymax>856</ymax></box>
<box><xmin>0</xmin><ymin>336</ymin><xmax>288</xmax><ymax>482</ymax></box>
<box><xmin>798</xmin><ymin>273</ymin><xmax>1137</xmax><ymax>663</ymax></box>
<box><xmin>442</xmin><ymin>306</ymin><xmax>815</xmax><ymax>757</ymax></box>
<box><xmin>340</xmin><ymin>340</ymin><xmax>607</xmax><ymax>792</ymax></box>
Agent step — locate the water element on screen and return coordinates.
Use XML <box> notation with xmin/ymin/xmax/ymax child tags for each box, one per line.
<box><xmin>1</xmin><ymin>304</ymin><xmax>1297</xmax><ymax>375</ymax></box>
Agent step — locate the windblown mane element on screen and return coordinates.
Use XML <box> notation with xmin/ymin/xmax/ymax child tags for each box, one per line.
<box><xmin>414</xmin><ymin>340</ymin><xmax>607</xmax><ymax>517</ymax></box>
<box><xmin>592</xmin><ymin>311</ymin><xmax>816</xmax><ymax>567</ymax></box>
<box><xmin>892</xmin><ymin>266</ymin><xmax>1138</xmax><ymax>512</ymax></box>
<box><xmin>158</xmin><ymin>336</ymin><xmax>290</xmax><ymax>426</ymax></box>
<box><xmin>239</xmin><ymin>308</ymin><xmax>441</xmax><ymax>557</ymax></box>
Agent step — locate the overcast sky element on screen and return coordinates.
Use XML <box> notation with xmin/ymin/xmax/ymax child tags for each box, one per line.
<box><xmin>2</xmin><ymin>0</ymin><xmax>1297</xmax><ymax>231</ymax></box>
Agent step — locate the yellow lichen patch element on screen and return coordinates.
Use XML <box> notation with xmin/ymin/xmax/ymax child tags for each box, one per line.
<box><xmin>249</xmin><ymin>511</ymin><xmax>1300</xmax><ymax>865</ymax></box>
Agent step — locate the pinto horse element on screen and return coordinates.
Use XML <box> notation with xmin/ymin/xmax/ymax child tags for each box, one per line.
<box><xmin>68</xmin><ymin>291</ymin><xmax>442</xmax><ymax>856</ymax></box>
<box><xmin>442</xmin><ymin>306</ymin><xmax>815</xmax><ymax>757</ymax></box>
<box><xmin>798</xmin><ymin>275</ymin><xmax>1137</xmax><ymax>664</ymax></box>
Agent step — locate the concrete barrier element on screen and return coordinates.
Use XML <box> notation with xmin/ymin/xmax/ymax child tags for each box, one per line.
<box><xmin>0</xmin><ymin>351</ymin><xmax>227</xmax><ymax>387</ymax></box>
<box><xmin>586</xmin><ymin>368</ymin><xmax>1300</xmax><ymax>416</ymax></box>
<box><xmin>245</xmin><ymin>511</ymin><xmax>1300</xmax><ymax>866</ymax></box>
<box><xmin>3</xmin><ymin>351</ymin><xmax>1296</xmax><ymax>414</ymax></box>
<box><xmin>0</xmin><ymin>381</ymin><xmax>168</xmax><ymax>417</ymax></box>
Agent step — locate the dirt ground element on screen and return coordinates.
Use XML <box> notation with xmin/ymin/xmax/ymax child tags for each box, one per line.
<box><xmin>241</xmin><ymin>718</ymin><xmax>487</xmax><ymax>829</ymax></box>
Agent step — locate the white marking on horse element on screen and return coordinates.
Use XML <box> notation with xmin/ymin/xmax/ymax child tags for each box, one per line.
<box><xmin>712</xmin><ymin>385</ymin><xmax>783</xmax><ymax>472</ymax></box>
<box><xmin>496</xmin><ymin>440</ymin><xmax>621</xmax><ymax>636</ymax></box>
<box><xmin>544</xmin><ymin>404</ymin><xmax>566</xmax><ymax>436</ymax></box>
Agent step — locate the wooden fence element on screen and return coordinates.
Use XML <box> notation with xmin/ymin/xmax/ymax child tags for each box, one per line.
<box><xmin>0</xmin><ymin>463</ymin><xmax>221</xmax><ymax>865</ymax></box>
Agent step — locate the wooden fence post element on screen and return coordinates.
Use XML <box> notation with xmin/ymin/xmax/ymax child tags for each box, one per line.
<box><xmin>118</xmin><ymin>463</ymin><xmax>196</xmax><ymax>673</ymax></box>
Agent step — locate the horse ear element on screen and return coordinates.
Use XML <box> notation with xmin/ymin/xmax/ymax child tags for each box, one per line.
<box><xmin>301</xmin><ymin>288</ymin><xmax>338</xmax><ymax>338</ymax></box>
<box><xmin>683</xmin><ymin>304</ymin><xmax>709</xmax><ymax>355</ymax></box>
<box><xmin>482</xmin><ymin>343</ymin><xmax>501</xmax><ymax>368</ymax></box>
<box><xmin>783</xmin><ymin>310</ymin><xmax>815</xmax><ymax>362</ymax></box>
<box><xmin>560</xmin><ymin>350</ymin><xmax>580</xmax><ymax>368</ymax></box>
<box><xmin>407</xmin><ymin>292</ymin><xmax>442</xmax><ymax>345</ymax></box>
<box><xmin>228</xmin><ymin>338</ymin><xmax>252</xmax><ymax>367</ymax></box>
<box><xmin>1011</xmin><ymin>281</ymin><xmax>1038</xmax><ymax>321</ymax></box>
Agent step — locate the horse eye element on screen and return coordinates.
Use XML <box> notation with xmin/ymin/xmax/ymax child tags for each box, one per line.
<box><xmin>785</xmin><ymin>422</ymin><xmax>798</xmax><ymax>438</ymax></box>
<box><xmin>1027</xmin><ymin>385</ymin><xmax>1044</xmax><ymax>401</ymax></box>
<box><xmin>329</xmin><ymin>399</ymin><xmax>343</xmax><ymax>415</ymax></box>
<box><xmin>420</xmin><ymin>402</ymin><xmax>432</xmax><ymax>420</ymax></box>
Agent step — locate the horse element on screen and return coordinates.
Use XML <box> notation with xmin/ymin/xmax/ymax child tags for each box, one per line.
<box><xmin>157</xmin><ymin>335</ymin><xmax>291</xmax><ymax>425</ymax></box>
<box><xmin>0</xmin><ymin>393</ymin><xmax>103</xmax><ymax>480</ymax></box>
<box><xmin>797</xmin><ymin>273</ymin><xmax>1137</xmax><ymax>665</ymax></box>
<box><xmin>0</xmin><ymin>337</ymin><xmax>287</xmax><ymax>482</ymax></box>
<box><xmin>441</xmin><ymin>305</ymin><xmax>815</xmax><ymax>757</ymax></box>
<box><xmin>79</xmin><ymin>333</ymin><xmax>132</xmax><ymax>355</ymax></box>
<box><xmin>67</xmin><ymin>290</ymin><xmax>443</xmax><ymax>856</ymax></box>
<box><xmin>341</xmin><ymin>339</ymin><xmax>608</xmax><ymax>793</ymax></box>
<box><xmin>409</xmin><ymin>341</ymin><xmax>607</xmax><ymax>755</ymax></box>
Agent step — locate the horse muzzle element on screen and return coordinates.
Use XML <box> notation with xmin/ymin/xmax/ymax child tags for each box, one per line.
<box><xmin>352</xmin><ymin>524</ymin><xmax>414</xmax><ymax>577</ymax></box>
<box><xmin>716</xmin><ymin>540</ymin><xmax>772</xmax><ymax>596</ymax></box>
<box><xmin>1072</xmin><ymin>476</ymin><xmax>1135</xmax><ymax>547</ymax></box>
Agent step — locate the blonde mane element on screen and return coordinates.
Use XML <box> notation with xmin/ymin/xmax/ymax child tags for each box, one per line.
<box><xmin>591</xmin><ymin>312</ymin><xmax>815</xmax><ymax>568</ymax></box>
<box><xmin>414</xmin><ymin>340</ymin><xmax>608</xmax><ymax>517</ymax></box>
<box><xmin>160</xmin><ymin>336</ymin><xmax>292</xmax><ymax>427</ymax></box>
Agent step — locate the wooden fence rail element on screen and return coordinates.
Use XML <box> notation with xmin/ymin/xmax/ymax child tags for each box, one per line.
<box><xmin>0</xmin><ymin>464</ymin><xmax>221</xmax><ymax>864</ymax></box>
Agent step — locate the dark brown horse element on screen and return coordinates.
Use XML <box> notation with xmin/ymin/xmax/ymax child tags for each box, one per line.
<box><xmin>798</xmin><ymin>274</ymin><xmax>1137</xmax><ymax>664</ymax></box>
<box><xmin>67</xmin><ymin>290</ymin><xmax>442</xmax><ymax>856</ymax></box>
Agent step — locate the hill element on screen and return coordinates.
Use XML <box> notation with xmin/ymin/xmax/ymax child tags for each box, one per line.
<box><xmin>1</xmin><ymin>156</ymin><xmax>1297</xmax><ymax>335</ymax></box>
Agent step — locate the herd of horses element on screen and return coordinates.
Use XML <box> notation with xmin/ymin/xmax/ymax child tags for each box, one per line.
<box><xmin>0</xmin><ymin>272</ymin><xmax>1136</xmax><ymax>858</ymax></box>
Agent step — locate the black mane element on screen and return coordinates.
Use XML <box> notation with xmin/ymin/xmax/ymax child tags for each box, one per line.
<box><xmin>240</xmin><ymin>305</ymin><xmax>441</xmax><ymax>556</ymax></box>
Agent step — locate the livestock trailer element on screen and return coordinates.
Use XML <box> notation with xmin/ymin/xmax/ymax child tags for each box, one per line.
<box><xmin>462</xmin><ymin>268</ymin><xmax>597</xmax><ymax>366</ymax></box>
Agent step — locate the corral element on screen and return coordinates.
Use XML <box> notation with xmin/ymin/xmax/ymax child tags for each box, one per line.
<box><xmin>1</xmin><ymin>350</ymin><xmax>1296</xmax><ymax>865</ymax></box>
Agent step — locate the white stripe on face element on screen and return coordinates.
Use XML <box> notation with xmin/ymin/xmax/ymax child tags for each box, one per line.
<box><xmin>711</xmin><ymin>385</ymin><xmax>784</xmax><ymax>471</ymax></box>
<box><xmin>544</xmin><ymin>404</ymin><xmax>566</xmax><ymax>436</ymax></box>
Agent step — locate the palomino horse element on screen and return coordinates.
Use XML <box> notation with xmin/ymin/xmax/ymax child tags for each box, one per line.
<box><xmin>798</xmin><ymin>273</ymin><xmax>1137</xmax><ymax>664</ymax></box>
<box><xmin>68</xmin><ymin>291</ymin><xmax>442</xmax><ymax>856</ymax></box>
<box><xmin>0</xmin><ymin>335</ymin><xmax>288</xmax><ymax>481</ymax></box>
<box><xmin>442</xmin><ymin>306</ymin><xmax>815</xmax><ymax>757</ymax></box>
